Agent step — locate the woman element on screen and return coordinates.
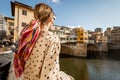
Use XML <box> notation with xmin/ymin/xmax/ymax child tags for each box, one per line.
<box><xmin>14</xmin><ymin>3</ymin><xmax>74</xmax><ymax>80</ymax></box>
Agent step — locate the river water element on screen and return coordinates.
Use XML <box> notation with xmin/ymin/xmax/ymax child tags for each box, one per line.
<box><xmin>60</xmin><ymin>50</ymin><xmax>120</xmax><ymax>80</ymax></box>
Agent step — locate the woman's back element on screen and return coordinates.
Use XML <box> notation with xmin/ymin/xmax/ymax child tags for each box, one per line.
<box><xmin>23</xmin><ymin>30</ymin><xmax>74</xmax><ymax>80</ymax></box>
<box><xmin>23</xmin><ymin>30</ymin><xmax>58</xmax><ymax>80</ymax></box>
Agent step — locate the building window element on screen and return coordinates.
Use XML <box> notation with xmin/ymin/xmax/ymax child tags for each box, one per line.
<box><xmin>60</xmin><ymin>38</ymin><xmax>62</xmax><ymax>41</ymax></box>
<box><xmin>67</xmin><ymin>38</ymin><xmax>69</xmax><ymax>40</ymax></box>
<box><xmin>80</xmin><ymin>38</ymin><xmax>83</xmax><ymax>40</ymax></box>
<box><xmin>85</xmin><ymin>38</ymin><xmax>88</xmax><ymax>40</ymax></box>
<box><xmin>0</xmin><ymin>25</ymin><xmax>3</xmax><ymax>29</ymax></box>
<box><xmin>22</xmin><ymin>10</ymin><xmax>27</xmax><ymax>15</ymax></box>
<box><xmin>22</xmin><ymin>22</ymin><xmax>26</xmax><ymax>27</ymax></box>
<box><xmin>55</xmin><ymin>27</ymin><xmax>57</xmax><ymax>30</ymax></box>
<box><xmin>60</xmin><ymin>32</ymin><xmax>62</xmax><ymax>35</ymax></box>
<box><xmin>9</xmin><ymin>22</ymin><xmax>14</xmax><ymax>26</ymax></box>
<box><xmin>0</xmin><ymin>20</ymin><xmax>3</xmax><ymax>24</ymax></box>
<box><xmin>74</xmin><ymin>38</ymin><xmax>77</xmax><ymax>40</ymax></box>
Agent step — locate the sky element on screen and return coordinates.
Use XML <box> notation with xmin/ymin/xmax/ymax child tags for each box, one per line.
<box><xmin>0</xmin><ymin>0</ymin><xmax>120</xmax><ymax>31</ymax></box>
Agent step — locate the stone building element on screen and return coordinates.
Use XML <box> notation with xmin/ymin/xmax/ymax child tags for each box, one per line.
<box><xmin>87</xmin><ymin>30</ymin><xmax>95</xmax><ymax>44</ymax></box>
<box><xmin>111</xmin><ymin>26</ymin><xmax>120</xmax><ymax>43</ymax></box>
<box><xmin>110</xmin><ymin>26</ymin><xmax>120</xmax><ymax>49</ymax></box>
<box><xmin>4</xmin><ymin>17</ymin><xmax>14</xmax><ymax>40</ymax></box>
<box><xmin>0</xmin><ymin>14</ymin><xmax>6</xmax><ymax>40</ymax></box>
<box><xmin>89</xmin><ymin>27</ymin><xmax>104</xmax><ymax>43</ymax></box>
<box><xmin>95</xmin><ymin>28</ymin><xmax>103</xmax><ymax>32</ymax></box>
<box><xmin>104</xmin><ymin>28</ymin><xmax>112</xmax><ymax>43</ymax></box>
<box><xmin>51</xmin><ymin>25</ymin><xmax>76</xmax><ymax>43</ymax></box>
<box><xmin>0</xmin><ymin>14</ymin><xmax>14</xmax><ymax>41</ymax></box>
<box><xmin>0</xmin><ymin>14</ymin><xmax>6</xmax><ymax>31</ymax></box>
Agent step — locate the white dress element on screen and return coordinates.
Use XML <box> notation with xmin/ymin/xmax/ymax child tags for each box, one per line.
<box><xmin>22</xmin><ymin>30</ymin><xmax>74</xmax><ymax>80</ymax></box>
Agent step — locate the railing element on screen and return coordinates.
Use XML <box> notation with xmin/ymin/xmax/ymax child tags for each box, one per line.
<box><xmin>60</xmin><ymin>40</ymin><xmax>78</xmax><ymax>43</ymax></box>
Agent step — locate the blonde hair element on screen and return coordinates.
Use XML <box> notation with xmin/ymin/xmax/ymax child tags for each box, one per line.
<box><xmin>34</xmin><ymin>3</ymin><xmax>54</xmax><ymax>25</ymax></box>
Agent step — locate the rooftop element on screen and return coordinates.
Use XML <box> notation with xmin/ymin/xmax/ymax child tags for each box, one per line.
<box><xmin>4</xmin><ymin>16</ymin><xmax>14</xmax><ymax>20</ymax></box>
<box><xmin>11</xmin><ymin>1</ymin><xmax>33</xmax><ymax>16</ymax></box>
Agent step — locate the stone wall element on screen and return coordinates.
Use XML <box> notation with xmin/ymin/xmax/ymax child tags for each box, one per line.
<box><xmin>61</xmin><ymin>42</ymin><xmax>108</xmax><ymax>57</ymax></box>
<box><xmin>60</xmin><ymin>43</ymin><xmax>87</xmax><ymax>57</ymax></box>
<box><xmin>97</xmin><ymin>43</ymin><xmax>108</xmax><ymax>51</ymax></box>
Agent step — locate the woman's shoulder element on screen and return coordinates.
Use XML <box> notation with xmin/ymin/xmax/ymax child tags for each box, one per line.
<box><xmin>46</xmin><ymin>31</ymin><xmax>60</xmax><ymax>43</ymax></box>
<box><xmin>41</xmin><ymin>30</ymin><xmax>60</xmax><ymax>42</ymax></box>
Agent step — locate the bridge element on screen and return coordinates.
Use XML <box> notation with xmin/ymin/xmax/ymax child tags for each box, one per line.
<box><xmin>60</xmin><ymin>41</ymin><xmax>108</xmax><ymax>57</ymax></box>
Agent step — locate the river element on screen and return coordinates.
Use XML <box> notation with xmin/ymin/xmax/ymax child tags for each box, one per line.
<box><xmin>60</xmin><ymin>50</ymin><xmax>120</xmax><ymax>80</ymax></box>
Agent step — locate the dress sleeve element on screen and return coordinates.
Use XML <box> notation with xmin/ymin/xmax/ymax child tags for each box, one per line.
<box><xmin>39</xmin><ymin>36</ymin><xmax>61</xmax><ymax>80</ymax></box>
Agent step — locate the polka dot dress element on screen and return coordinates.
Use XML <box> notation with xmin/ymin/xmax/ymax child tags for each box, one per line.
<box><xmin>22</xmin><ymin>30</ymin><xmax>74</xmax><ymax>80</ymax></box>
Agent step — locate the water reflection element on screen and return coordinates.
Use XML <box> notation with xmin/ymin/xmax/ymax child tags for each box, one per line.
<box><xmin>60</xmin><ymin>51</ymin><xmax>120</xmax><ymax>80</ymax></box>
<box><xmin>60</xmin><ymin>55</ymin><xmax>89</xmax><ymax>80</ymax></box>
<box><xmin>87</xmin><ymin>59</ymin><xmax>120</xmax><ymax>80</ymax></box>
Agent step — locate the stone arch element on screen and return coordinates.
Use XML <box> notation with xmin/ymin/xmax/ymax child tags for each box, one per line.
<box><xmin>60</xmin><ymin>45</ymin><xmax>74</xmax><ymax>55</ymax></box>
<box><xmin>87</xmin><ymin>44</ymin><xmax>97</xmax><ymax>51</ymax></box>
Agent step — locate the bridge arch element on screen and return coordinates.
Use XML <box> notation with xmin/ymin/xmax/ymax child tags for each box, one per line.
<box><xmin>60</xmin><ymin>45</ymin><xmax>74</xmax><ymax>55</ymax></box>
<box><xmin>87</xmin><ymin>44</ymin><xmax>97</xmax><ymax>51</ymax></box>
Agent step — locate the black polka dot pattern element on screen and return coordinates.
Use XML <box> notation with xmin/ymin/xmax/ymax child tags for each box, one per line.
<box><xmin>23</xmin><ymin>31</ymin><xmax>73</xmax><ymax>80</ymax></box>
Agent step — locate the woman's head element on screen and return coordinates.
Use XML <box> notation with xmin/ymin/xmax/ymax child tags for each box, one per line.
<box><xmin>34</xmin><ymin>3</ymin><xmax>55</xmax><ymax>25</ymax></box>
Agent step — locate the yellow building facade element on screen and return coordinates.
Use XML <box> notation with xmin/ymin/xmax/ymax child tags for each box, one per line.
<box><xmin>73</xmin><ymin>27</ymin><xmax>88</xmax><ymax>43</ymax></box>
<box><xmin>11</xmin><ymin>1</ymin><xmax>34</xmax><ymax>42</ymax></box>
